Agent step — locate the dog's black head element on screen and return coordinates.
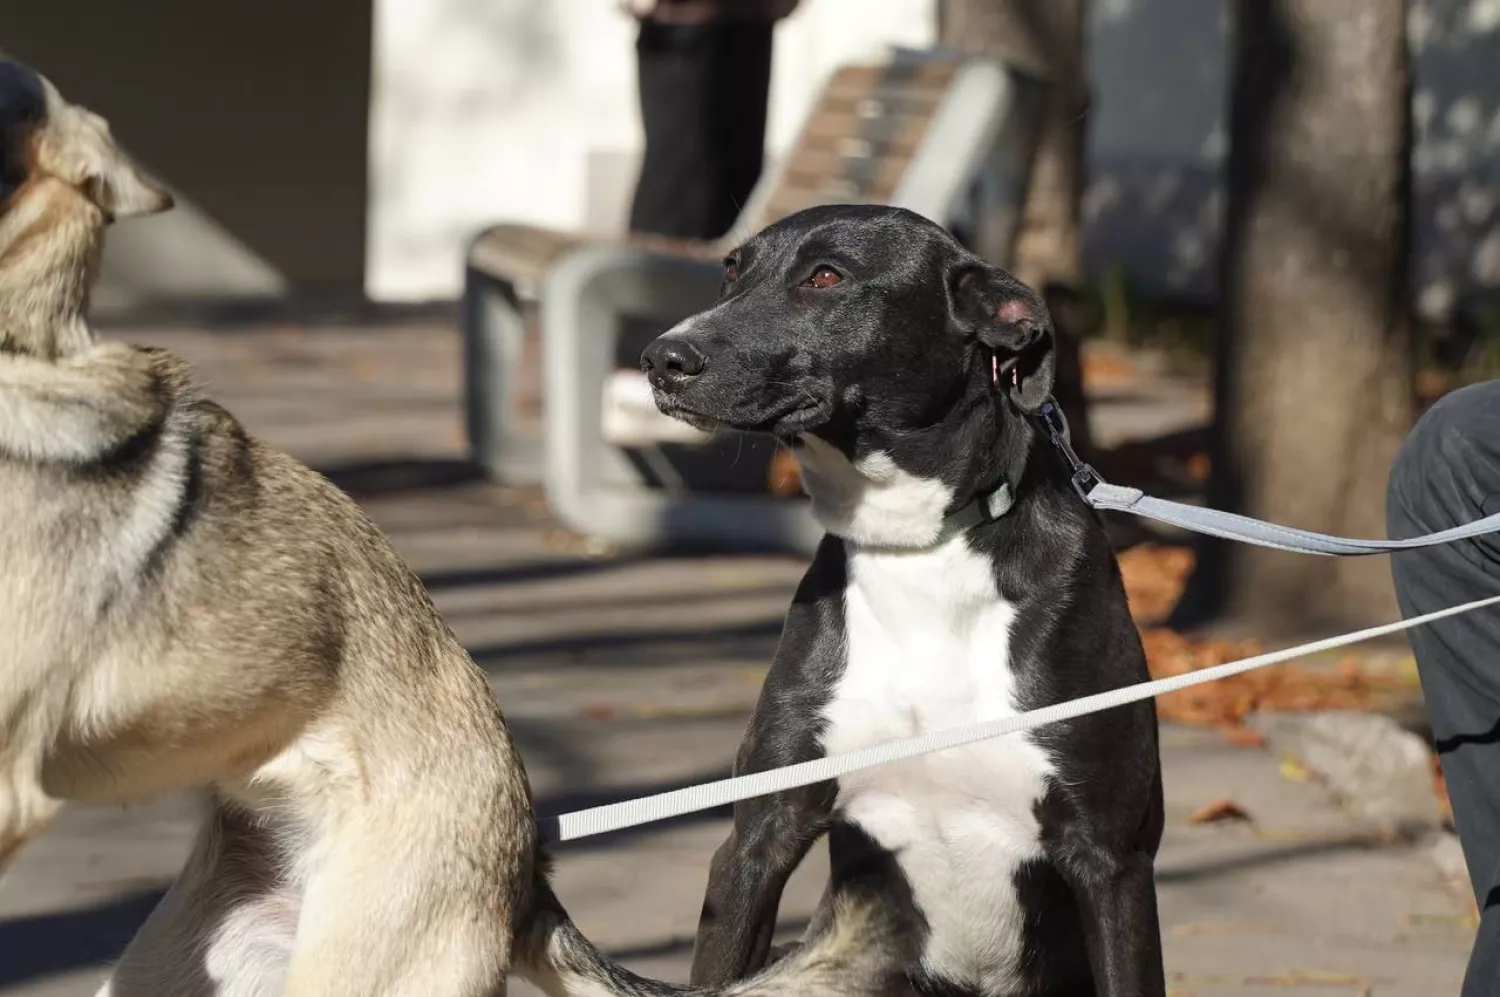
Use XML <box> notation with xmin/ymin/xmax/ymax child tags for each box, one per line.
<box><xmin>641</xmin><ymin>205</ymin><xmax>1056</xmax><ymax>547</ymax></box>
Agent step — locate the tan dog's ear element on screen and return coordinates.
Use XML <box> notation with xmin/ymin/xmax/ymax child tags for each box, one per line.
<box><xmin>32</xmin><ymin>74</ymin><xmax>173</xmax><ymax>220</ymax></box>
<box><xmin>78</xmin><ymin>138</ymin><xmax>175</xmax><ymax>219</ymax></box>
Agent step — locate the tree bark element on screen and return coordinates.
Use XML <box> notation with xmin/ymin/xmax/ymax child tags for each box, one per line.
<box><xmin>1206</xmin><ymin>0</ymin><xmax>1415</xmax><ymax>631</ymax></box>
<box><xmin>938</xmin><ymin>0</ymin><xmax>1095</xmax><ymax>460</ymax></box>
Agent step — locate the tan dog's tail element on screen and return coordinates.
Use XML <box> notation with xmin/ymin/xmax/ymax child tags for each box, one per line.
<box><xmin>515</xmin><ymin>873</ymin><xmax>909</xmax><ymax>997</ymax></box>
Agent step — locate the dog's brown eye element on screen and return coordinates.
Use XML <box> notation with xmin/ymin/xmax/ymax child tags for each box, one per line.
<box><xmin>723</xmin><ymin>259</ymin><xmax>740</xmax><ymax>282</ymax></box>
<box><xmin>804</xmin><ymin>266</ymin><xmax>842</xmax><ymax>289</ymax></box>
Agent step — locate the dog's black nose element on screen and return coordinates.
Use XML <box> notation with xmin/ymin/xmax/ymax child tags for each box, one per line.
<box><xmin>641</xmin><ymin>338</ymin><xmax>705</xmax><ymax>390</ymax></box>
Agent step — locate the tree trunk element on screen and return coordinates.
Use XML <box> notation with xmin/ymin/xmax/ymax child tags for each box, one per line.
<box><xmin>938</xmin><ymin>0</ymin><xmax>1095</xmax><ymax>461</ymax></box>
<box><xmin>1206</xmin><ymin>0</ymin><xmax>1415</xmax><ymax>631</ymax></box>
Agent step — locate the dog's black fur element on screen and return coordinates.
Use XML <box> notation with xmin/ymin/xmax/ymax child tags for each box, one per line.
<box><xmin>642</xmin><ymin>205</ymin><xmax>1165</xmax><ymax>997</ymax></box>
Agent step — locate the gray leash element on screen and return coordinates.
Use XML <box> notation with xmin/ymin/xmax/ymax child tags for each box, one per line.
<box><xmin>1089</xmin><ymin>482</ymin><xmax>1500</xmax><ymax>555</ymax></box>
<box><xmin>1037</xmin><ymin>401</ymin><xmax>1500</xmax><ymax>556</ymax></box>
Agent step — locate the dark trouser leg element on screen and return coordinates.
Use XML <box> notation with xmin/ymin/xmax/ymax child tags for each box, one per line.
<box><xmin>628</xmin><ymin>18</ymin><xmax>774</xmax><ymax>241</ymax></box>
<box><xmin>1388</xmin><ymin>379</ymin><xmax>1500</xmax><ymax>997</ymax></box>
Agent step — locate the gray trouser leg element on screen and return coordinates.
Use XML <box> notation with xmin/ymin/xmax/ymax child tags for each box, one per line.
<box><xmin>1388</xmin><ymin>379</ymin><xmax>1500</xmax><ymax>996</ymax></box>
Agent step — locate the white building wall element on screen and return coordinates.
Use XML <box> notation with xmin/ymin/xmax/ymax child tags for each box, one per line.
<box><xmin>366</xmin><ymin>0</ymin><xmax>936</xmax><ymax>301</ymax></box>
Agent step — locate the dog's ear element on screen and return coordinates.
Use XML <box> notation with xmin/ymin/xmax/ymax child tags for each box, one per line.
<box><xmin>947</xmin><ymin>263</ymin><xmax>1055</xmax><ymax>414</ymax></box>
<box><xmin>31</xmin><ymin>75</ymin><xmax>173</xmax><ymax>220</ymax></box>
<box><xmin>82</xmin><ymin>151</ymin><xmax>173</xmax><ymax>219</ymax></box>
<box><xmin>71</xmin><ymin>122</ymin><xmax>174</xmax><ymax>220</ymax></box>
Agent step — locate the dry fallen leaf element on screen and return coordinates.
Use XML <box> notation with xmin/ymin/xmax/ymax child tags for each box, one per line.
<box><xmin>1118</xmin><ymin>542</ymin><xmax>1410</xmax><ymax>732</ymax></box>
<box><xmin>1081</xmin><ymin>351</ymin><xmax>1136</xmax><ymax>387</ymax></box>
<box><xmin>1434</xmin><ymin>752</ymin><xmax>1453</xmax><ymax>824</ymax></box>
<box><xmin>1188</xmin><ymin>798</ymin><xmax>1253</xmax><ymax>825</ymax></box>
<box><xmin>1278</xmin><ymin>755</ymin><xmax>1312</xmax><ymax>783</ymax></box>
<box><xmin>1224</xmin><ymin>727</ymin><xmax>1267</xmax><ymax>748</ymax></box>
<box><xmin>1118</xmin><ymin>544</ymin><xmax>1196</xmax><ymax>624</ymax></box>
<box><xmin>1418</xmin><ymin>369</ymin><xmax>1450</xmax><ymax>403</ymax></box>
<box><xmin>1139</xmin><ymin>627</ymin><xmax>1407</xmax><ymax>730</ymax></box>
<box><xmin>1184</xmin><ymin>451</ymin><xmax>1211</xmax><ymax>482</ymax></box>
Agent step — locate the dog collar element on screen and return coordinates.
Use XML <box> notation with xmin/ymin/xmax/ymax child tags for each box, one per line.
<box><xmin>934</xmin><ymin>480</ymin><xmax>1015</xmax><ymax>544</ymax></box>
<box><xmin>931</xmin><ymin>398</ymin><xmax>1090</xmax><ymax>545</ymax></box>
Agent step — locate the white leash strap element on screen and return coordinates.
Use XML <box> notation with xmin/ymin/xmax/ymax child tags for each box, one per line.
<box><xmin>539</xmin><ymin>593</ymin><xmax>1500</xmax><ymax>844</ymax></box>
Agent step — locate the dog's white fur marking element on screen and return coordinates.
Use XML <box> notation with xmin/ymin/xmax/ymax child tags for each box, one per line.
<box><xmin>199</xmin><ymin>890</ymin><xmax>298</xmax><ymax>997</ymax></box>
<box><xmin>794</xmin><ymin>436</ymin><xmax>953</xmax><ymax>548</ymax></box>
<box><xmin>820</xmin><ymin>535</ymin><xmax>1055</xmax><ymax>994</ymax></box>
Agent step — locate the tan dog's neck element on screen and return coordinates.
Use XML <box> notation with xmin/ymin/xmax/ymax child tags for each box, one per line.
<box><xmin>0</xmin><ymin>177</ymin><xmax>103</xmax><ymax>359</ymax></box>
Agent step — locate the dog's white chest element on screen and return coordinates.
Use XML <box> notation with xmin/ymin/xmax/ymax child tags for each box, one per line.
<box><xmin>820</xmin><ymin>538</ymin><xmax>1054</xmax><ymax>992</ymax></box>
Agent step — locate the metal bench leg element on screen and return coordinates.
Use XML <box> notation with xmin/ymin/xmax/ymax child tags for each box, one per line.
<box><xmin>461</xmin><ymin>264</ymin><xmax>544</xmax><ymax>485</ymax></box>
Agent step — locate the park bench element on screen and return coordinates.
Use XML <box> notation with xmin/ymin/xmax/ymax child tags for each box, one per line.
<box><xmin>461</xmin><ymin>48</ymin><xmax>1045</xmax><ymax>551</ymax></box>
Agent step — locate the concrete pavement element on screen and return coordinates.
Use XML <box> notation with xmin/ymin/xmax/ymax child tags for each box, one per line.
<box><xmin>0</xmin><ymin>322</ymin><xmax>1473</xmax><ymax>996</ymax></box>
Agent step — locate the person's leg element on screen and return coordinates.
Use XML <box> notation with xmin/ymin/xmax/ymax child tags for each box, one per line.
<box><xmin>1388</xmin><ymin>379</ymin><xmax>1500</xmax><ymax>996</ymax></box>
<box><xmin>628</xmin><ymin>17</ymin><xmax>774</xmax><ymax>241</ymax></box>
<box><xmin>707</xmin><ymin>18</ymin><xmax>773</xmax><ymax>230</ymax></box>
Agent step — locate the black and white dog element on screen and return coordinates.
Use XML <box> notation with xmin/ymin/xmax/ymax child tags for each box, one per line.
<box><xmin>641</xmin><ymin>205</ymin><xmax>1165</xmax><ymax>997</ymax></box>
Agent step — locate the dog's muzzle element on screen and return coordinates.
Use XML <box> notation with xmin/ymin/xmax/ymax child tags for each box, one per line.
<box><xmin>640</xmin><ymin>338</ymin><xmax>706</xmax><ymax>394</ymax></box>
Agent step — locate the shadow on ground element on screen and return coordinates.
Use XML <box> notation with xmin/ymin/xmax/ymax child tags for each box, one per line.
<box><xmin>1156</xmin><ymin>834</ymin><xmax>1384</xmax><ymax>885</ymax></box>
<box><xmin>0</xmin><ymin>889</ymin><xmax>167</xmax><ymax>989</ymax></box>
<box><xmin>315</xmin><ymin>457</ymin><xmax>486</xmax><ymax>499</ymax></box>
<box><xmin>469</xmin><ymin>620</ymin><xmax>783</xmax><ymax>673</ymax></box>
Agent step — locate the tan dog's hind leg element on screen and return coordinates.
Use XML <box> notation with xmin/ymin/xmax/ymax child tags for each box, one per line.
<box><xmin>280</xmin><ymin>813</ymin><xmax>515</xmax><ymax>997</ymax></box>
<box><xmin>104</xmin><ymin>803</ymin><xmax>299</xmax><ymax>997</ymax></box>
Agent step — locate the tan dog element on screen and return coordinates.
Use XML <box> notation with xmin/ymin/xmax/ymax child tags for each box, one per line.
<box><xmin>0</xmin><ymin>61</ymin><xmax>907</xmax><ymax>997</ymax></box>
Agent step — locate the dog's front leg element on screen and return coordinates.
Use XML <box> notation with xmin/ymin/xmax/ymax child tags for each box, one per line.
<box><xmin>1055</xmin><ymin>844</ymin><xmax>1165</xmax><ymax>997</ymax></box>
<box><xmin>691</xmin><ymin>752</ymin><xmax>833</xmax><ymax>987</ymax></box>
<box><xmin>690</xmin><ymin>564</ymin><xmax>845</xmax><ymax>988</ymax></box>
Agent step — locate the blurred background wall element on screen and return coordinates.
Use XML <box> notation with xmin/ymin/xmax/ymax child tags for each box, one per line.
<box><xmin>4</xmin><ymin>0</ymin><xmax>1496</xmax><ymax>319</ymax></box>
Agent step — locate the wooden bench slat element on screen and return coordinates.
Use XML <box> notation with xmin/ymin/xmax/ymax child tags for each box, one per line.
<box><xmin>778</xmin><ymin>144</ymin><xmax>916</xmax><ymax>177</ymax></box>
<box><xmin>469</xmin><ymin>225</ymin><xmax>588</xmax><ymax>286</ymax></box>
<box><xmin>470</xmin><ymin>225</ymin><xmax>722</xmax><ymax>286</ymax></box>
<box><xmin>777</xmin><ymin>157</ymin><xmax>908</xmax><ymax>195</ymax></box>
<box><xmin>823</xmin><ymin>62</ymin><xmax>960</xmax><ymax>96</ymax></box>
<box><xmin>795</xmin><ymin>114</ymin><xmax>929</xmax><ymax>157</ymax></box>
<box><xmin>468</xmin><ymin>57</ymin><xmax>967</xmax><ymax>288</ymax></box>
